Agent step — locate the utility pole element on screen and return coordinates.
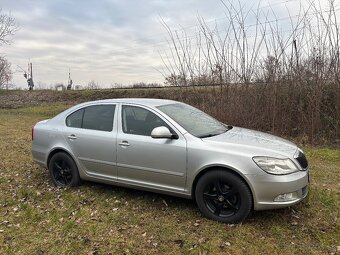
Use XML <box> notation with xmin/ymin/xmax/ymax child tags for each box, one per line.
<box><xmin>67</xmin><ymin>68</ymin><xmax>72</xmax><ymax>90</ymax></box>
<box><xmin>25</xmin><ymin>62</ymin><xmax>34</xmax><ymax>90</ymax></box>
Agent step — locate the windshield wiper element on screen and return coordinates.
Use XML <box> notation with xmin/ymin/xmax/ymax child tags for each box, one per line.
<box><xmin>198</xmin><ymin>127</ymin><xmax>232</xmax><ymax>138</ymax></box>
<box><xmin>224</xmin><ymin>124</ymin><xmax>233</xmax><ymax>130</ymax></box>
<box><xmin>198</xmin><ymin>133</ymin><xmax>218</xmax><ymax>138</ymax></box>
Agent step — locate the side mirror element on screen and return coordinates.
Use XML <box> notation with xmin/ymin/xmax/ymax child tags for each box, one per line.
<box><xmin>151</xmin><ymin>126</ymin><xmax>178</xmax><ymax>139</ymax></box>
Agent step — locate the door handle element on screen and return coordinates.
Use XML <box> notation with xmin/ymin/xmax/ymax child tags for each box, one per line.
<box><xmin>67</xmin><ymin>134</ymin><xmax>77</xmax><ymax>140</ymax></box>
<box><xmin>119</xmin><ymin>141</ymin><xmax>130</xmax><ymax>147</ymax></box>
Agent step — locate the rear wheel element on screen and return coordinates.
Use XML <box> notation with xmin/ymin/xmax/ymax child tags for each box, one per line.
<box><xmin>48</xmin><ymin>152</ymin><xmax>80</xmax><ymax>187</ymax></box>
<box><xmin>195</xmin><ymin>170</ymin><xmax>252</xmax><ymax>223</ymax></box>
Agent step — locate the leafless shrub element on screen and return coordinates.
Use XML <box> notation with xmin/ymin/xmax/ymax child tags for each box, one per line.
<box><xmin>132</xmin><ymin>82</ymin><xmax>163</xmax><ymax>88</ymax></box>
<box><xmin>159</xmin><ymin>0</ymin><xmax>340</xmax><ymax>144</ymax></box>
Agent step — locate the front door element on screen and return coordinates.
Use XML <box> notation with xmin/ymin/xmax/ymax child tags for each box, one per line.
<box><xmin>116</xmin><ymin>104</ymin><xmax>187</xmax><ymax>192</ymax></box>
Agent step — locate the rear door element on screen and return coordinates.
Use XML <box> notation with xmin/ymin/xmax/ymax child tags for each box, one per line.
<box><xmin>116</xmin><ymin>104</ymin><xmax>187</xmax><ymax>192</ymax></box>
<box><xmin>63</xmin><ymin>104</ymin><xmax>118</xmax><ymax>180</ymax></box>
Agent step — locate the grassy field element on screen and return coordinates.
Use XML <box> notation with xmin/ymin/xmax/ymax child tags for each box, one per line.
<box><xmin>0</xmin><ymin>104</ymin><xmax>339</xmax><ymax>255</ymax></box>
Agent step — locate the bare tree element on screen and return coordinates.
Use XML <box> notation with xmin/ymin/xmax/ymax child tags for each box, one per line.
<box><xmin>87</xmin><ymin>80</ymin><xmax>99</xmax><ymax>90</ymax></box>
<box><xmin>0</xmin><ymin>10</ymin><xmax>18</xmax><ymax>89</ymax></box>
<box><xmin>0</xmin><ymin>56</ymin><xmax>12</xmax><ymax>89</ymax></box>
<box><xmin>0</xmin><ymin>9</ymin><xmax>18</xmax><ymax>45</ymax></box>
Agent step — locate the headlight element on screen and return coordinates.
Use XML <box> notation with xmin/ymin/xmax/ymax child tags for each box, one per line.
<box><xmin>252</xmin><ymin>157</ymin><xmax>299</xmax><ymax>175</ymax></box>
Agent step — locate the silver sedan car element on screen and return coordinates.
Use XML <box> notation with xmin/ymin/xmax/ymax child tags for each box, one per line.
<box><xmin>32</xmin><ymin>98</ymin><xmax>309</xmax><ymax>223</ymax></box>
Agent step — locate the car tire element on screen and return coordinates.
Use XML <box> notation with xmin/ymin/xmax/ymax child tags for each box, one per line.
<box><xmin>48</xmin><ymin>152</ymin><xmax>80</xmax><ymax>187</ymax></box>
<box><xmin>195</xmin><ymin>169</ymin><xmax>252</xmax><ymax>223</ymax></box>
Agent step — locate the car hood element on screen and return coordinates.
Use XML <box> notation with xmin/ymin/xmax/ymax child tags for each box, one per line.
<box><xmin>202</xmin><ymin>127</ymin><xmax>297</xmax><ymax>157</ymax></box>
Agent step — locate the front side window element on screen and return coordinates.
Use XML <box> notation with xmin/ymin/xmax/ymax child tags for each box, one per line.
<box><xmin>66</xmin><ymin>105</ymin><xmax>115</xmax><ymax>132</ymax></box>
<box><xmin>122</xmin><ymin>105</ymin><xmax>170</xmax><ymax>136</ymax></box>
<box><xmin>157</xmin><ymin>103</ymin><xmax>227</xmax><ymax>138</ymax></box>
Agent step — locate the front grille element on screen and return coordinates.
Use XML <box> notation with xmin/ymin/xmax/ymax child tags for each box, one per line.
<box><xmin>295</xmin><ymin>150</ymin><xmax>308</xmax><ymax>169</ymax></box>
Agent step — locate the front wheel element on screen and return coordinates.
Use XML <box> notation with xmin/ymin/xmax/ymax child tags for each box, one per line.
<box><xmin>48</xmin><ymin>152</ymin><xmax>80</xmax><ymax>187</ymax></box>
<box><xmin>195</xmin><ymin>170</ymin><xmax>252</xmax><ymax>223</ymax></box>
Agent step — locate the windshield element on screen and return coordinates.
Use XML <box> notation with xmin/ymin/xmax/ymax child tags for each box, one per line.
<box><xmin>157</xmin><ymin>103</ymin><xmax>228</xmax><ymax>138</ymax></box>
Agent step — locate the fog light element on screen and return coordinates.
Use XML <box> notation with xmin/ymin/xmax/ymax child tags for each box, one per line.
<box><xmin>274</xmin><ymin>192</ymin><xmax>298</xmax><ymax>202</ymax></box>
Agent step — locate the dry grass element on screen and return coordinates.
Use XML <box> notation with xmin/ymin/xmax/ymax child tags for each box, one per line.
<box><xmin>0</xmin><ymin>104</ymin><xmax>339</xmax><ymax>255</ymax></box>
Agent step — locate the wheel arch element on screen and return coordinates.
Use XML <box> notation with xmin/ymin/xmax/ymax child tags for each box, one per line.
<box><xmin>191</xmin><ymin>165</ymin><xmax>255</xmax><ymax>207</ymax></box>
<box><xmin>47</xmin><ymin>147</ymin><xmax>77</xmax><ymax>169</ymax></box>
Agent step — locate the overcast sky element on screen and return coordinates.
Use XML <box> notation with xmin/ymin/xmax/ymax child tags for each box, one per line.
<box><xmin>0</xmin><ymin>0</ymin><xmax>332</xmax><ymax>89</ymax></box>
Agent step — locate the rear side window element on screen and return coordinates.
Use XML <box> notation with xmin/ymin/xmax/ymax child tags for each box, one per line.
<box><xmin>66</xmin><ymin>109</ymin><xmax>84</xmax><ymax>128</ymax></box>
<box><xmin>66</xmin><ymin>105</ymin><xmax>115</xmax><ymax>132</ymax></box>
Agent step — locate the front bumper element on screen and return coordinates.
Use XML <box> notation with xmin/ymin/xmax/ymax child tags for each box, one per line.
<box><xmin>247</xmin><ymin>169</ymin><xmax>309</xmax><ymax>210</ymax></box>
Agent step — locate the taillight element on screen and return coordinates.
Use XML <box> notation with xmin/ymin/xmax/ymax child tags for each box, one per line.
<box><xmin>32</xmin><ymin>126</ymin><xmax>34</xmax><ymax>140</ymax></box>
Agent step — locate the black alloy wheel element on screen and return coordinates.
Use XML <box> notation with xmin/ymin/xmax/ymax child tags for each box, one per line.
<box><xmin>48</xmin><ymin>152</ymin><xmax>80</xmax><ymax>187</ymax></box>
<box><xmin>203</xmin><ymin>180</ymin><xmax>240</xmax><ymax>217</ymax></box>
<box><xmin>195</xmin><ymin>170</ymin><xmax>252</xmax><ymax>223</ymax></box>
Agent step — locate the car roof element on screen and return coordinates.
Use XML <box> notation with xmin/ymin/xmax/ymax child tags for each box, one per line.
<box><xmin>56</xmin><ymin>98</ymin><xmax>184</xmax><ymax>120</ymax></box>
<box><xmin>85</xmin><ymin>98</ymin><xmax>179</xmax><ymax>107</ymax></box>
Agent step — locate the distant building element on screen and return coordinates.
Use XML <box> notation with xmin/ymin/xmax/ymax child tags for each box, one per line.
<box><xmin>55</xmin><ymin>84</ymin><xmax>66</xmax><ymax>91</ymax></box>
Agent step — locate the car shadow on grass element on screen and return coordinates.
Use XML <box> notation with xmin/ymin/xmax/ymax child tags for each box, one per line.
<box><xmin>36</xmin><ymin>167</ymin><xmax>302</xmax><ymax>226</ymax></box>
<box><xmin>81</xmin><ymin>180</ymin><xmax>197</xmax><ymax>208</ymax></box>
<box><xmin>79</xmin><ymin>180</ymin><xmax>297</xmax><ymax>225</ymax></box>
